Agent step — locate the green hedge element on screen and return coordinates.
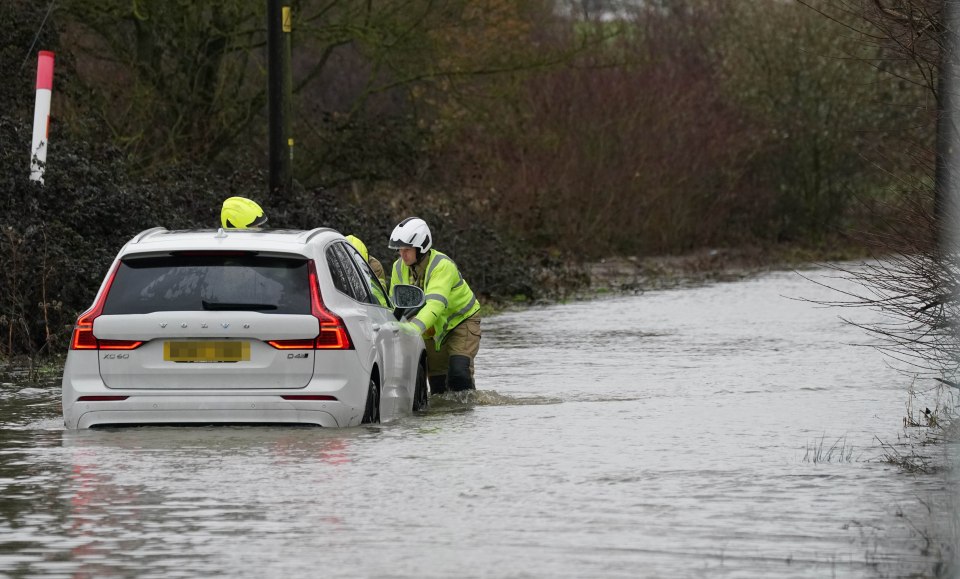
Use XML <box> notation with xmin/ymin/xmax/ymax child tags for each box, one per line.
<box><xmin>0</xmin><ymin>108</ymin><xmax>543</xmax><ymax>356</ymax></box>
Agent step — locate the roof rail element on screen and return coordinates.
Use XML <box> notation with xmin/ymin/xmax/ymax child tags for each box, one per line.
<box><xmin>299</xmin><ymin>227</ymin><xmax>337</xmax><ymax>243</ymax></box>
<box><xmin>130</xmin><ymin>227</ymin><xmax>167</xmax><ymax>244</ymax></box>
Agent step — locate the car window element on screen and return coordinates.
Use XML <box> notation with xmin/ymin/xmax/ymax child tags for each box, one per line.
<box><xmin>325</xmin><ymin>245</ymin><xmax>354</xmax><ymax>300</ymax></box>
<box><xmin>102</xmin><ymin>254</ymin><xmax>311</xmax><ymax>315</ymax></box>
<box><xmin>325</xmin><ymin>243</ymin><xmax>372</xmax><ymax>304</ymax></box>
<box><xmin>342</xmin><ymin>243</ymin><xmax>391</xmax><ymax>309</ymax></box>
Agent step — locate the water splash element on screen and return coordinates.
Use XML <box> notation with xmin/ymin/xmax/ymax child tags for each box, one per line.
<box><xmin>428</xmin><ymin>389</ymin><xmax>561</xmax><ymax>409</ymax></box>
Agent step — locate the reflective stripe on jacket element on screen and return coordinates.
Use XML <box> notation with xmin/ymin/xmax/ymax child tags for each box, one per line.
<box><xmin>390</xmin><ymin>249</ymin><xmax>480</xmax><ymax>348</ymax></box>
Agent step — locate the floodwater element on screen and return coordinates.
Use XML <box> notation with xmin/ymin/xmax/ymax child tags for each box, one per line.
<box><xmin>1</xmin><ymin>268</ymin><xmax>957</xmax><ymax>578</ymax></box>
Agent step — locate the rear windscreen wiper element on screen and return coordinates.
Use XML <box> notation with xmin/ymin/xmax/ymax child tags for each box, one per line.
<box><xmin>201</xmin><ymin>300</ymin><xmax>278</xmax><ymax>311</ymax></box>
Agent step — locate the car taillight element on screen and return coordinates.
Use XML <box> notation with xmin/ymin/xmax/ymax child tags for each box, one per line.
<box><xmin>172</xmin><ymin>250</ymin><xmax>257</xmax><ymax>257</ymax></box>
<box><xmin>267</xmin><ymin>339</ymin><xmax>316</xmax><ymax>350</ymax></box>
<box><xmin>99</xmin><ymin>340</ymin><xmax>145</xmax><ymax>350</ymax></box>
<box><xmin>266</xmin><ymin>263</ymin><xmax>352</xmax><ymax>350</ymax></box>
<box><xmin>70</xmin><ymin>309</ymin><xmax>100</xmax><ymax>350</ymax></box>
<box><xmin>308</xmin><ymin>260</ymin><xmax>352</xmax><ymax>350</ymax></box>
<box><xmin>70</xmin><ymin>261</ymin><xmax>146</xmax><ymax>351</ymax></box>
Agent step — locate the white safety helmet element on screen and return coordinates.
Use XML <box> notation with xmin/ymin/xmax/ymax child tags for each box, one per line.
<box><xmin>388</xmin><ymin>217</ymin><xmax>432</xmax><ymax>253</ymax></box>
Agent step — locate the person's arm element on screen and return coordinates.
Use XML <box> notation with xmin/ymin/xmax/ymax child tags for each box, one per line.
<box><xmin>369</xmin><ymin>256</ymin><xmax>387</xmax><ymax>287</ymax></box>
<box><xmin>388</xmin><ymin>259</ymin><xmax>401</xmax><ymax>297</ymax></box>
<box><xmin>410</xmin><ymin>260</ymin><xmax>455</xmax><ymax>334</ymax></box>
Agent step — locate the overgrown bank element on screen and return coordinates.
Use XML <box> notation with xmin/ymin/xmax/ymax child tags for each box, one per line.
<box><xmin>0</xmin><ymin>115</ymin><xmax>547</xmax><ymax>358</ymax></box>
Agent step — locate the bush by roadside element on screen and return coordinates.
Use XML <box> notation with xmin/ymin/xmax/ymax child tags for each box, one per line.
<box><xmin>0</xmin><ymin>108</ymin><xmax>559</xmax><ymax>359</ymax></box>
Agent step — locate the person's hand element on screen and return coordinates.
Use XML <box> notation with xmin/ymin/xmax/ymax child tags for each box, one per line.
<box><xmin>398</xmin><ymin>321</ymin><xmax>422</xmax><ymax>336</ymax></box>
<box><xmin>424</xmin><ymin>327</ymin><xmax>435</xmax><ymax>338</ymax></box>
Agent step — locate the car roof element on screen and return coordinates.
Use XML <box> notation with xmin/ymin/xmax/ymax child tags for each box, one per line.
<box><xmin>119</xmin><ymin>227</ymin><xmax>344</xmax><ymax>257</ymax></box>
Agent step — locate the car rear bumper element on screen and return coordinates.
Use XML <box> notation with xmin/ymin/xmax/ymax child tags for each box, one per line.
<box><xmin>62</xmin><ymin>353</ymin><xmax>367</xmax><ymax>429</ymax></box>
<box><xmin>71</xmin><ymin>399</ymin><xmax>344</xmax><ymax>428</ymax></box>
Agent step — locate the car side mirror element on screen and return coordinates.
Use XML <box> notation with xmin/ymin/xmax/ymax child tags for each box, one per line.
<box><xmin>392</xmin><ymin>284</ymin><xmax>425</xmax><ymax>309</ymax></box>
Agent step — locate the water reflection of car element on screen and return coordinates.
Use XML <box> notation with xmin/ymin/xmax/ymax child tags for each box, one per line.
<box><xmin>61</xmin><ymin>227</ymin><xmax>429</xmax><ymax>429</ymax></box>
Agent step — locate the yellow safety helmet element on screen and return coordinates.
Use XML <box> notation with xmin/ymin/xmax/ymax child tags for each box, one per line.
<box><xmin>221</xmin><ymin>196</ymin><xmax>267</xmax><ymax>229</ymax></box>
<box><xmin>345</xmin><ymin>235</ymin><xmax>369</xmax><ymax>262</ymax></box>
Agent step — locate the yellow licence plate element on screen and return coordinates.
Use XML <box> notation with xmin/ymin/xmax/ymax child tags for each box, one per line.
<box><xmin>164</xmin><ymin>341</ymin><xmax>250</xmax><ymax>363</ymax></box>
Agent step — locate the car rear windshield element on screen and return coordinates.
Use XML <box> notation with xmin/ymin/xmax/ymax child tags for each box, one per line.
<box><xmin>101</xmin><ymin>254</ymin><xmax>311</xmax><ymax>315</ymax></box>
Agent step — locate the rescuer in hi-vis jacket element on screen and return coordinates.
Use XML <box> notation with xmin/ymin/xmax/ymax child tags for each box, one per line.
<box><xmin>345</xmin><ymin>235</ymin><xmax>386</xmax><ymax>287</ymax></box>
<box><xmin>389</xmin><ymin>217</ymin><xmax>481</xmax><ymax>393</ymax></box>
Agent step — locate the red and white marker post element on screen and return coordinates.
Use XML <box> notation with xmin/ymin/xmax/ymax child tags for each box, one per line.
<box><xmin>30</xmin><ymin>50</ymin><xmax>55</xmax><ymax>183</ymax></box>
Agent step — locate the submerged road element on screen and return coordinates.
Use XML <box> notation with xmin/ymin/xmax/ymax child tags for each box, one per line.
<box><xmin>0</xmin><ymin>266</ymin><xmax>955</xmax><ymax>577</ymax></box>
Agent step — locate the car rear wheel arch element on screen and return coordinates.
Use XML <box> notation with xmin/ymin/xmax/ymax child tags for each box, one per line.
<box><xmin>412</xmin><ymin>352</ymin><xmax>429</xmax><ymax>412</ymax></box>
<box><xmin>361</xmin><ymin>366</ymin><xmax>380</xmax><ymax>424</ymax></box>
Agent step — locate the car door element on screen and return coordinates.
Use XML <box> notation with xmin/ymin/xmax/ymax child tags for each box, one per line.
<box><xmin>325</xmin><ymin>243</ymin><xmax>402</xmax><ymax>389</ymax></box>
<box><xmin>341</xmin><ymin>242</ymin><xmax>417</xmax><ymax>413</ymax></box>
<box><xmin>341</xmin><ymin>242</ymin><xmax>411</xmax><ymax>380</ymax></box>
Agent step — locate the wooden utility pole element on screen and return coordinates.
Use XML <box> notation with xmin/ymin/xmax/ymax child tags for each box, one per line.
<box><xmin>267</xmin><ymin>0</ymin><xmax>293</xmax><ymax>193</ymax></box>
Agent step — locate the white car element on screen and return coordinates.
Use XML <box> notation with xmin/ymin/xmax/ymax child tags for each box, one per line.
<box><xmin>61</xmin><ymin>227</ymin><xmax>429</xmax><ymax>429</ymax></box>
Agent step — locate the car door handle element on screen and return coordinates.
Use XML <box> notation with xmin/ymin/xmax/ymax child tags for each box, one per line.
<box><xmin>372</xmin><ymin>324</ymin><xmax>382</xmax><ymax>332</ymax></box>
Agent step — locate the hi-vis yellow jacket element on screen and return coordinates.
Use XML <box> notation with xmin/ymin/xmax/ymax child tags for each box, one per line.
<box><xmin>390</xmin><ymin>249</ymin><xmax>480</xmax><ymax>348</ymax></box>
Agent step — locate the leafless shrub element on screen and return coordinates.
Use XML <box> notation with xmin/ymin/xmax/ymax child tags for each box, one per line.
<box><xmin>877</xmin><ymin>435</ymin><xmax>939</xmax><ymax>473</ymax></box>
<box><xmin>799</xmin><ymin>195</ymin><xmax>960</xmax><ymax>382</ymax></box>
